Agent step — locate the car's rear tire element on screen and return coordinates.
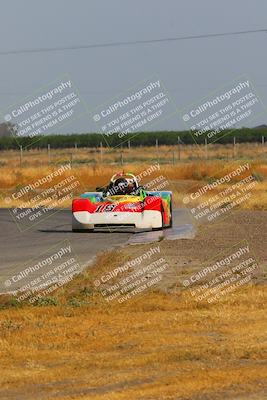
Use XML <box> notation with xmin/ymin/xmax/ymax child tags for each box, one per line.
<box><xmin>163</xmin><ymin>195</ymin><xmax>173</xmax><ymax>228</ymax></box>
<box><xmin>169</xmin><ymin>197</ymin><xmax>173</xmax><ymax>227</ymax></box>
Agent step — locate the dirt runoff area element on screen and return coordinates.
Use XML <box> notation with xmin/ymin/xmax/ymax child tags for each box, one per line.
<box><xmin>0</xmin><ymin>210</ymin><xmax>266</xmax><ymax>400</ymax></box>
<box><xmin>116</xmin><ymin>209</ymin><xmax>267</xmax><ymax>293</ymax></box>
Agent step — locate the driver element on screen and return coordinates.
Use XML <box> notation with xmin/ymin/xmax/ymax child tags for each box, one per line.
<box><xmin>113</xmin><ymin>177</ymin><xmax>136</xmax><ymax>195</ymax></box>
<box><xmin>104</xmin><ymin>176</ymin><xmax>137</xmax><ymax>196</ymax></box>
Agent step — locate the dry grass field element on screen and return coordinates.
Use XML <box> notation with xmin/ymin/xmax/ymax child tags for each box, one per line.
<box><xmin>0</xmin><ymin>143</ymin><xmax>266</xmax><ymax>399</ymax></box>
<box><xmin>0</xmin><ymin>286</ymin><xmax>266</xmax><ymax>400</ymax></box>
<box><xmin>0</xmin><ymin>143</ymin><xmax>266</xmax><ymax>210</ymax></box>
<box><xmin>0</xmin><ymin>207</ymin><xmax>267</xmax><ymax>399</ymax></box>
<box><xmin>0</xmin><ymin>142</ymin><xmax>266</xmax><ymax>168</ymax></box>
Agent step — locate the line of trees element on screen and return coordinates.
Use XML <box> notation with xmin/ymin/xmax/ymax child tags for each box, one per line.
<box><xmin>0</xmin><ymin>128</ymin><xmax>266</xmax><ymax>150</ymax></box>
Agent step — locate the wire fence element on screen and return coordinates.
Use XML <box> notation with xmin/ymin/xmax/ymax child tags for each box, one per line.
<box><xmin>1</xmin><ymin>138</ymin><xmax>266</xmax><ymax>168</ymax></box>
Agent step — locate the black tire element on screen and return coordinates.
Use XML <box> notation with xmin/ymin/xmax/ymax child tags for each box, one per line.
<box><xmin>161</xmin><ymin>210</ymin><xmax>165</xmax><ymax>230</ymax></box>
<box><xmin>72</xmin><ymin>228</ymin><xmax>94</xmax><ymax>232</ymax></box>
<box><xmin>169</xmin><ymin>196</ymin><xmax>173</xmax><ymax>227</ymax></box>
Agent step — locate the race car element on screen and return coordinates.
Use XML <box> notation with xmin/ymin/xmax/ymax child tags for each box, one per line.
<box><xmin>72</xmin><ymin>172</ymin><xmax>172</xmax><ymax>232</ymax></box>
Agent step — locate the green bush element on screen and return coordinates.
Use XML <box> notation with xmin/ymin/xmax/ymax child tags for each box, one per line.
<box><xmin>34</xmin><ymin>296</ymin><xmax>58</xmax><ymax>306</ymax></box>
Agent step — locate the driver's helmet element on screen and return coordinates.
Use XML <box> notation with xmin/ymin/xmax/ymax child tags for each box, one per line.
<box><xmin>114</xmin><ymin>178</ymin><xmax>128</xmax><ymax>195</ymax></box>
<box><xmin>111</xmin><ymin>173</ymin><xmax>138</xmax><ymax>195</ymax></box>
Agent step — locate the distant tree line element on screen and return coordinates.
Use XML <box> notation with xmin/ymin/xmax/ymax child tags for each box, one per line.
<box><xmin>0</xmin><ymin>128</ymin><xmax>266</xmax><ymax>150</ymax></box>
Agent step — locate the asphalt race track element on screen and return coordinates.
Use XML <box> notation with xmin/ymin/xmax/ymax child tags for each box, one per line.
<box><xmin>0</xmin><ymin>208</ymin><xmax>195</xmax><ymax>292</ymax></box>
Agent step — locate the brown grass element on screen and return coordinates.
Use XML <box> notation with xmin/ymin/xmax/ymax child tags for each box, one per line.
<box><xmin>1</xmin><ymin>144</ymin><xmax>266</xmax><ymax>210</ymax></box>
<box><xmin>0</xmin><ymin>207</ymin><xmax>266</xmax><ymax>399</ymax></box>
<box><xmin>0</xmin><ymin>283</ymin><xmax>266</xmax><ymax>399</ymax></box>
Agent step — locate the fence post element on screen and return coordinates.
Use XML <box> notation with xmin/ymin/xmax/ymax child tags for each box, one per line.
<box><xmin>233</xmin><ymin>136</ymin><xmax>236</xmax><ymax>158</ymax></box>
<box><xmin>178</xmin><ymin>136</ymin><xmax>181</xmax><ymax>161</ymax></box>
<box><xmin>262</xmin><ymin>136</ymin><xmax>265</xmax><ymax>146</ymax></box>
<box><xmin>100</xmin><ymin>142</ymin><xmax>103</xmax><ymax>163</ymax></box>
<box><xmin>20</xmin><ymin>145</ymin><xmax>23</xmax><ymax>167</ymax></box>
<box><xmin>205</xmin><ymin>138</ymin><xmax>208</xmax><ymax>160</ymax></box>
<box><xmin>48</xmin><ymin>144</ymin><xmax>51</xmax><ymax>164</ymax></box>
<box><xmin>120</xmin><ymin>144</ymin><xmax>123</xmax><ymax>166</ymax></box>
<box><xmin>94</xmin><ymin>146</ymin><xmax>97</xmax><ymax>165</ymax></box>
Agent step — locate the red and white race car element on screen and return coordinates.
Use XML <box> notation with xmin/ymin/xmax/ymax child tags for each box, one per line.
<box><xmin>72</xmin><ymin>172</ymin><xmax>172</xmax><ymax>232</ymax></box>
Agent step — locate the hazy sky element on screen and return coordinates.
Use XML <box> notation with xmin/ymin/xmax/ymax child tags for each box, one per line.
<box><xmin>0</xmin><ymin>0</ymin><xmax>267</xmax><ymax>133</ymax></box>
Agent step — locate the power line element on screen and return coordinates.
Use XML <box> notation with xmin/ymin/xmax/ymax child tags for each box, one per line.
<box><xmin>1</xmin><ymin>83</ymin><xmax>267</xmax><ymax>96</ymax></box>
<box><xmin>0</xmin><ymin>28</ymin><xmax>266</xmax><ymax>56</ymax></box>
